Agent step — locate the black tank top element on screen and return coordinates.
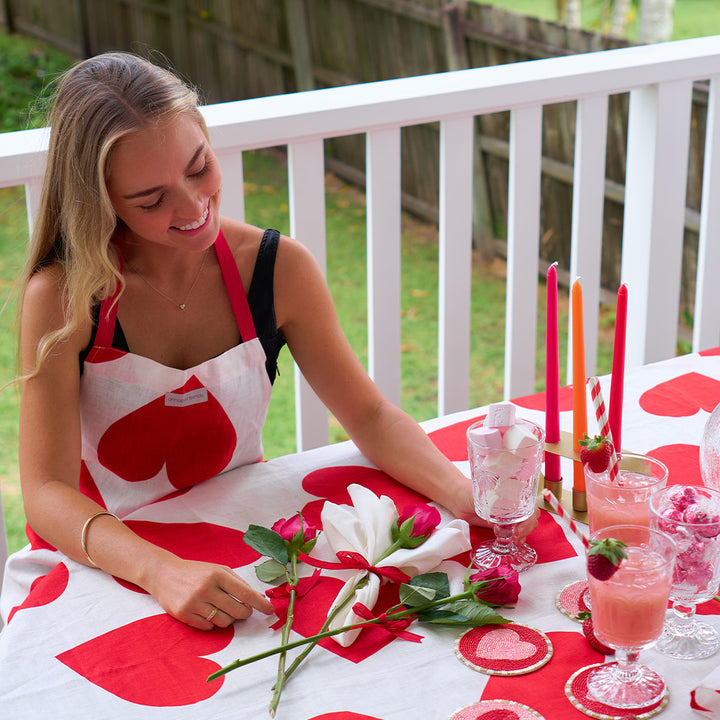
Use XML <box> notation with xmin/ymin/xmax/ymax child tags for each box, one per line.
<box><xmin>80</xmin><ymin>229</ymin><xmax>286</xmax><ymax>384</ymax></box>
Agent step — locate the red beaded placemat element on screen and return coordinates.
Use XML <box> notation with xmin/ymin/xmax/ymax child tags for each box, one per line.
<box><xmin>455</xmin><ymin>623</ymin><xmax>553</xmax><ymax>675</ymax></box>
<box><xmin>565</xmin><ymin>663</ymin><xmax>669</xmax><ymax>719</ymax></box>
<box><xmin>448</xmin><ymin>699</ymin><xmax>546</xmax><ymax>719</ymax></box>
<box><xmin>556</xmin><ymin>579</ymin><xmax>591</xmax><ymax>621</ymax></box>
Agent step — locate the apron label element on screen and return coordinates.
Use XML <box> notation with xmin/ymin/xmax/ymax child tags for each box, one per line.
<box><xmin>164</xmin><ymin>387</ymin><xmax>209</xmax><ymax>407</ymax></box>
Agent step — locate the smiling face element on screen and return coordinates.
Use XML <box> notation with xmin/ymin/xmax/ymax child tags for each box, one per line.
<box><xmin>107</xmin><ymin>112</ymin><xmax>222</xmax><ymax>253</ymax></box>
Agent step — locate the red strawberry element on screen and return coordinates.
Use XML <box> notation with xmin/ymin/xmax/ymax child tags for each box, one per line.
<box><xmin>587</xmin><ymin>537</ymin><xmax>627</xmax><ymax>581</ymax></box>
<box><xmin>579</xmin><ymin>433</ymin><xmax>614</xmax><ymax>473</ymax></box>
<box><xmin>578</xmin><ymin>611</ymin><xmax>614</xmax><ymax>655</ymax></box>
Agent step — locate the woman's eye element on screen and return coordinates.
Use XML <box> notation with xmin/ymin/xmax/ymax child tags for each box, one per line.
<box><xmin>140</xmin><ymin>195</ymin><xmax>164</xmax><ymax>211</ymax></box>
<box><xmin>191</xmin><ymin>157</ymin><xmax>212</xmax><ymax>178</ymax></box>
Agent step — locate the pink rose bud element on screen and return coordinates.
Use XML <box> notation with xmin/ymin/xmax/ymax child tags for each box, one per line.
<box><xmin>398</xmin><ymin>503</ymin><xmax>441</xmax><ymax>539</ymax></box>
<box><xmin>272</xmin><ymin>515</ymin><xmax>318</xmax><ymax>543</ymax></box>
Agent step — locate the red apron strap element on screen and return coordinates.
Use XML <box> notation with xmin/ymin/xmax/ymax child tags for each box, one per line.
<box><xmin>95</xmin><ymin>245</ymin><xmax>124</xmax><ymax>348</ymax></box>
<box><xmin>95</xmin><ymin>290</ymin><xmax>121</xmax><ymax>349</ymax></box>
<box><xmin>214</xmin><ymin>230</ymin><xmax>257</xmax><ymax>341</ymax></box>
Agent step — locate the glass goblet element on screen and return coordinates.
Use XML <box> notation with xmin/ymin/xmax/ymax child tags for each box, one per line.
<box><xmin>650</xmin><ymin>484</ymin><xmax>720</xmax><ymax>659</ymax></box>
<box><xmin>585</xmin><ymin>524</ymin><xmax>677</xmax><ymax>708</ymax></box>
<box><xmin>701</xmin><ymin>402</ymin><xmax>720</xmax><ymax>490</ymax></box>
<box><xmin>585</xmin><ymin>453</ymin><xmax>668</xmax><ymax>535</ymax></box>
<box><xmin>467</xmin><ymin>417</ymin><xmax>544</xmax><ymax>573</ymax></box>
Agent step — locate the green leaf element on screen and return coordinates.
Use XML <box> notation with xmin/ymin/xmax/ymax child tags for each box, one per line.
<box><xmin>299</xmin><ymin>537</ymin><xmax>317</xmax><ymax>555</ymax></box>
<box><xmin>414</xmin><ymin>609</ymin><xmax>480</xmax><ymax>625</ymax></box>
<box><xmin>400</xmin><ymin>583</ymin><xmax>436</xmax><ymax>607</ymax></box>
<box><xmin>441</xmin><ymin>599</ymin><xmax>508</xmax><ymax>626</ymax></box>
<box><xmin>255</xmin><ymin>559</ymin><xmax>288</xmax><ymax>584</ymax></box>
<box><xmin>401</xmin><ymin>534</ymin><xmax>428</xmax><ymax>549</ymax></box>
<box><xmin>408</xmin><ymin>572</ymin><xmax>451</xmax><ymax>599</ymax></box>
<box><xmin>243</xmin><ymin>525</ymin><xmax>289</xmax><ymax>565</ymax></box>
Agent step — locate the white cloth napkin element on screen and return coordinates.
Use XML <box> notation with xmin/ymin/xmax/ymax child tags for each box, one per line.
<box><xmin>317</xmin><ymin>484</ymin><xmax>471</xmax><ymax>646</ymax></box>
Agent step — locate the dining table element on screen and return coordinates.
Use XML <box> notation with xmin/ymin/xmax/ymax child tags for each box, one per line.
<box><xmin>2</xmin><ymin>347</ymin><xmax>720</xmax><ymax>719</ymax></box>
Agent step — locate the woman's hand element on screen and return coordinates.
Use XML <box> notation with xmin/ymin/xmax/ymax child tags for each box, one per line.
<box><xmin>443</xmin><ymin>481</ymin><xmax>541</xmax><ymax>542</ymax></box>
<box><xmin>143</xmin><ymin>556</ymin><xmax>274</xmax><ymax>630</ymax></box>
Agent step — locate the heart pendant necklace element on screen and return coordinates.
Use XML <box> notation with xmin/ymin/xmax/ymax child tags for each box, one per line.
<box><xmin>130</xmin><ymin>248</ymin><xmax>209</xmax><ymax>310</ymax></box>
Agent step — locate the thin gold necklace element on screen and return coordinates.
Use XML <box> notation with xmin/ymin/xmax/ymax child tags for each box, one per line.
<box><xmin>129</xmin><ymin>248</ymin><xmax>209</xmax><ymax>310</ymax></box>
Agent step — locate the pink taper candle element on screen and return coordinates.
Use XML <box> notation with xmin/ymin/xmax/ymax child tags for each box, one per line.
<box><xmin>609</xmin><ymin>284</ymin><xmax>627</xmax><ymax>455</ymax></box>
<box><xmin>544</xmin><ymin>263</ymin><xmax>561</xmax><ymax>486</ymax></box>
<box><xmin>572</xmin><ymin>280</ymin><xmax>587</xmax><ymax>510</ymax></box>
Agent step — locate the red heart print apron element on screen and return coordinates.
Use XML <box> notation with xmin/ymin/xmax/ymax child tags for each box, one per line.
<box><xmin>79</xmin><ymin>230</ymin><xmax>272</xmax><ymax>516</ymax></box>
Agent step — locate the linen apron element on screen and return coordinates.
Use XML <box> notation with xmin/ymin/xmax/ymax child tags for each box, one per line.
<box><xmin>79</xmin><ymin>230</ymin><xmax>272</xmax><ymax>517</ymax></box>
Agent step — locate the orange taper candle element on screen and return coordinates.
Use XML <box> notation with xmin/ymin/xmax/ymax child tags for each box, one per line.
<box><xmin>571</xmin><ymin>280</ymin><xmax>587</xmax><ymax>508</ymax></box>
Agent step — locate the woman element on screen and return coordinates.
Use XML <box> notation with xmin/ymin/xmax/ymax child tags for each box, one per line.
<box><xmin>13</xmin><ymin>52</ymin><xmax>536</xmax><ymax>631</ymax></box>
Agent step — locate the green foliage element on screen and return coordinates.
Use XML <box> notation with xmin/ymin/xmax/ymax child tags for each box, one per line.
<box><xmin>0</xmin><ymin>32</ymin><xmax>73</xmax><ymax>131</ymax></box>
<box><xmin>481</xmin><ymin>0</ymin><xmax>720</xmax><ymax>42</ymax></box>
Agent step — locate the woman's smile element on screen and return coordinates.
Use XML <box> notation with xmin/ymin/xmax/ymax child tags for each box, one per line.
<box><xmin>173</xmin><ymin>204</ymin><xmax>210</xmax><ymax>232</ymax></box>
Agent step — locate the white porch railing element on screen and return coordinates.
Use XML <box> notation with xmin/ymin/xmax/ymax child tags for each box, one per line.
<box><xmin>1</xmin><ymin>36</ymin><xmax>720</xmax><ymax>453</ymax></box>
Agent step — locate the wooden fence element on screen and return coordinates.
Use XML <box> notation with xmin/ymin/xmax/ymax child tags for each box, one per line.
<box><xmin>0</xmin><ymin>0</ymin><xmax>707</xmax><ymax>319</ymax></box>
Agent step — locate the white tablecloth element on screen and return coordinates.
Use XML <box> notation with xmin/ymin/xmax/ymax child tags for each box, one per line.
<box><xmin>2</xmin><ymin>349</ymin><xmax>720</xmax><ymax>719</ymax></box>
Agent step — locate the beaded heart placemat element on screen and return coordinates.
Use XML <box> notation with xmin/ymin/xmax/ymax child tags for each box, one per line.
<box><xmin>565</xmin><ymin>663</ymin><xmax>669</xmax><ymax>719</ymax></box>
<box><xmin>448</xmin><ymin>699</ymin><xmax>545</xmax><ymax>720</ymax></box>
<box><xmin>455</xmin><ymin>623</ymin><xmax>553</xmax><ymax>675</ymax></box>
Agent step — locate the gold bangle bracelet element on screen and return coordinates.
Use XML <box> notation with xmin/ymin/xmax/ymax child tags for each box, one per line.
<box><xmin>81</xmin><ymin>510</ymin><xmax>119</xmax><ymax>568</ymax></box>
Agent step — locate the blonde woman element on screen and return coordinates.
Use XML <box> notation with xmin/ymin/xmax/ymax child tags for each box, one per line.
<box><xmin>9</xmin><ymin>52</ymin><xmax>537</xmax><ymax>632</ymax></box>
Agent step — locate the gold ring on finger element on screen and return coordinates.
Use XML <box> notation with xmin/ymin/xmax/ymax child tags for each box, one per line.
<box><xmin>205</xmin><ymin>606</ymin><xmax>218</xmax><ymax>622</ymax></box>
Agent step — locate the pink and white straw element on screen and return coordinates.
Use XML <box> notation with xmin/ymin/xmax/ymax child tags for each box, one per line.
<box><xmin>587</xmin><ymin>377</ymin><xmax>620</xmax><ymax>482</ymax></box>
<box><xmin>542</xmin><ymin>489</ymin><xmax>589</xmax><ymax>549</ymax></box>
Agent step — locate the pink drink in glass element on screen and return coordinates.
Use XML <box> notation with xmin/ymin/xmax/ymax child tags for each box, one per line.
<box><xmin>584</xmin><ymin>524</ymin><xmax>677</xmax><ymax>709</ymax></box>
<box><xmin>589</xmin><ymin>546</ymin><xmax>672</xmax><ymax>648</ymax></box>
<box><xmin>585</xmin><ymin>454</ymin><xmax>668</xmax><ymax>534</ymax></box>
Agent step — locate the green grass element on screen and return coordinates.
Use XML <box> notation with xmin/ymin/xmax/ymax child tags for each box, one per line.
<box><xmin>483</xmin><ymin>0</ymin><xmax>720</xmax><ymax>42</ymax></box>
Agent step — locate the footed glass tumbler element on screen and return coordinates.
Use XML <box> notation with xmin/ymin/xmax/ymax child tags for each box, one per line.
<box><xmin>467</xmin><ymin>417</ymin><xmax>544</xmax><ymax>573</ymax></box>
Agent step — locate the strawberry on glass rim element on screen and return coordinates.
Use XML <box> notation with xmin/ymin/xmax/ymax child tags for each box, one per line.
<box><xmin>587</xmin><ymin>537</ymin><xmax>627</xmax><ymax>581</ymax></box>
<box><xmin>579</xmin><ymin>434</ymin><xmax>614</xmax><ymax>473</ymax></box>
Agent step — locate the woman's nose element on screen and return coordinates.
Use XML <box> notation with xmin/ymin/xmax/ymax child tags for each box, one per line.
<box><xmin>176</xmin><ymin>189</ymin><xmax>205</xmax><ymax>220</ymax></box>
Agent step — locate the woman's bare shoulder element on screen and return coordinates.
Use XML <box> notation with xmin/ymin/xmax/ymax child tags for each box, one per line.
<box><xmin>22</xmin><ymin>263</ymin><xmax>92</xmax><ymax>351</ymax></box>
<box><xmin>24</xmin><ymin>263</ymin><xmax>66</xmax><ymax>316</ymax></box>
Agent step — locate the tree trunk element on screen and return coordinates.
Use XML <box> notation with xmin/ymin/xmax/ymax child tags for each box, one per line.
<box><xmin>563</xmin><ymin>0</ymin><xmax>581</xmax><ymax>28</ymax></box>
<box><xmin>638</xmin><ymin>0</ymin><xmax>675</xmax><ymax>43</ymax></box>
<box><xmin>609</xmin><ymin>0</ymin><xmax>632</xmax><ymax>38</ymax></box>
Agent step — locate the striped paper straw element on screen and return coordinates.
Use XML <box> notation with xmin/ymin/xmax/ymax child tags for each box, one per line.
<box><xmin>542</xmin><ymin>489</ymin><xmax>589</xmax><ymax>549</ymax></box>
<box><xmin>587</xmin><ymin>377</ymin><xmax>620</xmax><ymax>482</ymax></box>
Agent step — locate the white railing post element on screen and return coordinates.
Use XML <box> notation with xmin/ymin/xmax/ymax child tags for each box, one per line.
<box><xmin>566</xmin><ymin>94</ymin><xmax>609</xmax><ymax>383</ymax></box>
<box><xmin>694</xmin><ymin>75</ymin><xmax>720</xmax><ymax>353</ymax></box>
<box><xmin>216</xmin><ymin>148</ymin><xmax>245</xmax><ymax>221</ymax></box>
<box><xmin>366</xmin><ymin>127</ymin><xmax>402</xmax><ymax>407</ymax></box>
<box><xmin>621</xmin><ymin>80</ymin><xmax>693</xmax><ymax>368</ymax></box>
<box><xmin>504</xmin><ymin>105</ymin><xmax>543</xmax><ymax>400</ymax></box>
<box><xmin>287</xmin><ymin>139</ymin><xmax>329</xmax><ymax>450</ymax></box>
<box><xmin>438</xmin><ymin>116</ymin><xmax>474</xmax><ymax>416</ymax></box>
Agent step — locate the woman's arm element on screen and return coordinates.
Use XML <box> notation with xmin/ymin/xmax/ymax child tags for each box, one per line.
<box><xmin>274</xmin><ymin>236</ymin><xmax>539</xmax><ymax>535</ymax></box>
<box><xmin>18</xmin><ymin>267</ymin><xmax>272</xmax><ymax>628</ymax></box>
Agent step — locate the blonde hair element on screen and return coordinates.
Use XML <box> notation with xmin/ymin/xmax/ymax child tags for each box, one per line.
<box><xmin>19</xmin><ymin>51</ymin><xmax>207</xmax><ymax>376</ymax></box>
